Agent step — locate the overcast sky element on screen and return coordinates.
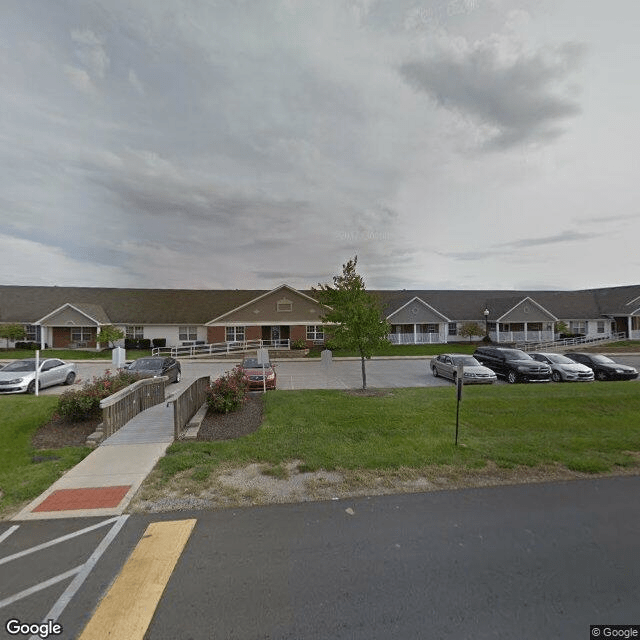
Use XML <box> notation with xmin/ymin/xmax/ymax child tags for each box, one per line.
<box><xmin>2</xmin><ymin>0</ymin><xmax>638</xmax><ymax>291</ymax></box>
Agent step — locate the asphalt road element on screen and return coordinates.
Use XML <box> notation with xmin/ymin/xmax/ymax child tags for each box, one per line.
<box><xmin>33</xmin><ymin>354</ymin><xmax>640</xmax><ymax>395</ymax></box>
<box><xmin>2</xmin><ymin>477</ymin><xmax>639</xmax><ymax>639</ymax></box>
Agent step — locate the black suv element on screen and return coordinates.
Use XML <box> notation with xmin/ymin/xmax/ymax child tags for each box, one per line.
<box><xmin>473</xmin><ymin>347</ymin><xmax>552</xmax><ymax>384</ymax></box>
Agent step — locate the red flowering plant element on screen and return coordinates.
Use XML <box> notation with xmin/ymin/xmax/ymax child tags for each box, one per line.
<box><xmin>56</xmin><ymin>369</ymin><xmax>143</xmax><ymax>422</ymax></box>
<box><xmin>205</xmin><ymin>365</ymin><xmax>249</xmax><ymax>414</ymax></box>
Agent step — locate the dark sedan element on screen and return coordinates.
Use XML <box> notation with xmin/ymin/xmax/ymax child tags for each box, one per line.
<box><xmin>563</xmin><ymin>352</ymin><xmax>638</xmax><ymax>381</ymax></box>
<box><xmin>125</xmin><ymin>356</ymin><xmax>181</xmax><ymax>383</ymax></box>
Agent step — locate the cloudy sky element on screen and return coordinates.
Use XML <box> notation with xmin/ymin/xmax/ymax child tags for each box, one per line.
<box><xmin>2</xmin><ymin>0</ymin><xmax>638</xmax><ymax>291</ymax></box>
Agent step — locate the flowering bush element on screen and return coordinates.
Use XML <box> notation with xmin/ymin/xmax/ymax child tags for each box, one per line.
<box><xmin>205</xmin><ymin>365</ymin><xmax>249</xmax><ymax>414</ymax></box>
<box><xmin>56</xmin><ymin>369</ymin><xmax>143</xmax><ymax>422</ymax></box>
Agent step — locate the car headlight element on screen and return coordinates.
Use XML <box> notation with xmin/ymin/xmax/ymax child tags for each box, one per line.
<box><xmin>3</xmin><ymin>378</ymin><xmax>24</xmax><ymax>384</ymax></box>
<box><xmin>463</xmin><ymin>372</ymin><xmax>476</xmax><ymax>377</ymax></box>
<box><xmin>615</xmin><ymin>368</ymin><xmax>625</xmax><ymax>374</ymax></box>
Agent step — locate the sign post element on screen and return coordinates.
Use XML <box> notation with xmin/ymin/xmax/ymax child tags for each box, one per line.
<box><xmin>35</xmin><ymin>349</ymin><xmax>40</xmax><ymax>396</ymax></box>
<box><xmin>257</xmin><ymin>348</ymin><xmax>269</xmax><ymax>393</ymax></box>
<box><xmin>455</xmin><ymin>364</ymin><xmax>463</xmax><ymax>445</ymax></box>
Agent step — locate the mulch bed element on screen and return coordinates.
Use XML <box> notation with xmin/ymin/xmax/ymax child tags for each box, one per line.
<box><xmin>196</xmin><ymin>393</ymin><xmax>264</xmax><ymax>441</ymax></box>
<box><xmin>31</xmin><ymin>415</ymin><xmax>102</xmax><ymax>450</ymax></box>
<box><xmin>30</xmin><ymin>393</ymin><xmax>265</xmax><ymax>450</ymax></box>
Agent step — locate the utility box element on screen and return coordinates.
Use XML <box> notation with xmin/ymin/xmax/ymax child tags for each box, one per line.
<box><xmin>112</xmin><ymin>346</ymin><xmax>126</xmax><ymax>370</ymax></box>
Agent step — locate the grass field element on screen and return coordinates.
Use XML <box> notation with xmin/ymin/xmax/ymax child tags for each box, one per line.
<box><xmin>157</xmin><ymin>382</ymin><xmax>640</xmax><ymax>483</ymax></box>
<box><xmin>0</xmin><ymin>396</ymin><xmax>91</xmax><ymax>514</ymax></box>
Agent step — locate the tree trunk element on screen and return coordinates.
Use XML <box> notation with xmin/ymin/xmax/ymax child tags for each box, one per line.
<box><xmin>360</xmin><ymin>354</ymin><xmax>367</xmax><ymax>389</ymax></box>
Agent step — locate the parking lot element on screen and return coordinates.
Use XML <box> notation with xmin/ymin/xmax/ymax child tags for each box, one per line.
<box><xmin>28</xmin><ymin>354</ymin><xmax>640</xmax><ymax>396</ymax></box>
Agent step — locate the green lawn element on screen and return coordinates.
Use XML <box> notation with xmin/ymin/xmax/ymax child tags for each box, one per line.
<box><xmin>158</xmin><ymin>383</ymin><xmax>640</xmax><ymax>481</ymax></box>
<box><xmin>0</xmin><ymin>349</ymin><xmax>152</xmax><ymax>360</ymax></box>
<box><xmin>0</xmin><ymin>396</ymin><xmax>91</xmax><ymax>514</ymax></box>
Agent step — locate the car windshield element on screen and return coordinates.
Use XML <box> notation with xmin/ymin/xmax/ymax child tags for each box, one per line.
<box><xmin>502</xmin><ymin>349</ymin><xmax>531</xmax><ymax>361</ymax></box>
<box><xmin>546</xmin><ymin>354</ymin><xmax>575</xmax><ymax>364</ymax></box>
<box><xmin>243</xmin><ymin>358</ymin><xmax>270</xmax><ymax>368</ymax></box>
<box><xmin>130</xmin><ymin>358</ymin><xmax>163</xmax><ymax>370</ymax></box>
<box><xmin>2</xmin><ymin>360</ymin><xmax>36</xmax><ymax>372</ymax></box>
<box><xmin>591</xmin><ymin>355</ymin><xmax>615</xmax><ymax>364</ymax></box>
<box><xmin>452</xmin><ymin>356</ymin><xmax>480</xmax><ymax>366</ymax></box>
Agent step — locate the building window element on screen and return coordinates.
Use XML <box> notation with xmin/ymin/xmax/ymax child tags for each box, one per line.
<box><xmin>126</xmin><ymin>326</ymin><xmax>144</xmax><ymax>339</ymax></box>
<box><xmin>448</xmin><ymin>323</ymin><xmax>457</xmax><ymax>336</ymax></box>
<box><xmin>306</xmin><ymin>326</ymin><xmax>324</xmax><ymax>341</ymax></box>
<box><xmin>24</xmin><ymin>324</ymin><xmax>41</xmax><ymax>342</ymax></box>
<box><xmin>423</xmin><ymin>323</ymin><xmax>438</xmax><ymax>334</ymax></box>
<box><xmin>569</xmin><ymin>321</ymin><xmax>586</xmax><ymax>334</ymax></box>
<box><xmin>277</xmin><ymin>298</ymin><xmax>293</xmax><ymax>312</ymax></box>
<box><xmin>226</xmin><ymin>326</ymin><xmax>245</xmax><ymax>342</ymax></box>
<box><xmin>528</xmin><ymin>323</ymin><xmax>543</xmax><ymax>331</ymax></box>
<box><xmin>597</xmin><ymin>321</ymin><xmax>605</xmax><ymax>334</ymax></box>
<box><xmin>71</xmin><ymin>327</ymin><xmax>94</xmax><ymax>342</ymax></box>
<box><xmin>179</xmin><ymin>326</ymin><xmax>198</xmax><ymax>341</ymax></box>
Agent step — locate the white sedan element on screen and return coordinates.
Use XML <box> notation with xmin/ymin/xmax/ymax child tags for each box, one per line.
<box><xmin>0</xmin><ymin>358</ymin><xmax>77</xmax><ymax>394</ymax></box>
<box><xmin>529</xmin><ymin>352</ymin><xmax>595</xmax><ymax>382</ymax></box>
<box><xmin>431</xmin><ymin>354</ymin><xmax>497</xmax><ymax>384</ymax></box>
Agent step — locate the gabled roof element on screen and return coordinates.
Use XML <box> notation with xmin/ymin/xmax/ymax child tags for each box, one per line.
<box><xmin>206</xmin><ymin>284</ymin><xmax>328</xmax><ymax>324</ymax></box>
<box><xmin>37</xmin><ymin>302</ymin><xmax>111</xmax><ymax>325</ymax></box>
<box><xmin>386</xmin><ymin>296</ymin><xmax>450</xmax><ymax>322</ymax></box>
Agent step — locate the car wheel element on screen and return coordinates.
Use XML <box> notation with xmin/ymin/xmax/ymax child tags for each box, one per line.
<box><xmin>551</xmin><ymin>371</ymin><xmax>562</xmax><ymax>382</ymax></box>
<box><xmin>506</xmin><ymin>371</ymin><xmax>518</xmax><ymax>384</ymax></box>
<box><xmin>26</xmin><ymin>381</ymin><xmax>36</xmax><ymax>394</ymax></box>
<box><xmin>596</xmin><ymin>370</ymin><xmax>608</xmax><ymax>381</ymax></box>
<box><xmin>432</xmin><ymin>366</ymin><xmax>438</xmax><ymax>377</ymax></box>
<box><xmin>64</xmin><ymin>372</ymin><xmax>76</xmax><ymax>385</ymax></box>
<box><xmin>174</xmin><ymin>370</ymin><xmax>181</xmax><ymax>383</ymax></box>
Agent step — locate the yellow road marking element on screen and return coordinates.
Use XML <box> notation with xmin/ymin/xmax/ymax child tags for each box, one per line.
<box><xmin>78</xmin><ymin>519</ymin><xmax>197</xmax><ymax>640</ymax></box>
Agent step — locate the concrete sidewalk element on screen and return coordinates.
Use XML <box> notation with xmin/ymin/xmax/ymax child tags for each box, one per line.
<box><xmin>13</xmin><ymin>403</ymin><xmax>175</xmax><ymax>521</ymax></box>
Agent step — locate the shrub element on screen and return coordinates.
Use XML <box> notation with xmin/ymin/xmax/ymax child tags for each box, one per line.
<box><xmin>152</xmin><ymin>338</ymin><xmax>167</xmax><ymax>348</ymax></box>
<box><xmin>56</xmin><ymin>369</ymin><xmax>143</xmax><ymax>421</ymax></box>
<box><xmin>139</xmin><ymin>338</ymin><xmax>151</xmax><ymax>350</ymax></box>
<box><xmin>291</xmin><ymin>338</ymin><xmax>307</xmax><ymax>350</ymax></box>
<box><xmin>205</xmin><ymin>365</ymin><xmax>248</xmax><ymax>414</ymax></box>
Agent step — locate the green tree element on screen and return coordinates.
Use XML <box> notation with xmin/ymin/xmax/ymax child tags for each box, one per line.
<box><xmin>459</xmin><ymin>322</ymin><xmax>485</xmax><ymax>342</ymax></box>
<box><xmin>96</xmin><ymin>325</ymin><xmax>125</xmax><ymax>349</ymax></box>
<box><xmin>314</xmin><ymin>256</ymin><xmax>390</xmax><ymax>389</ymax></box>
<box><xmin>0</xmin><ymin>324</ymin><xmax>26</xmax><ymax>350</ymax></box>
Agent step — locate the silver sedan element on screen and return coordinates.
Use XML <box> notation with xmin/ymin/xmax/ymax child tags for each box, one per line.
<box><xmin>0</xmin><ymin>358</ymin><xmax>77</xmax><ymax>394</ymax></box>
<box><xmin>431</xmin><ymin>354</ymin><xmax>497</xmax><ymax>384</ymax></box>
<box><xmin>529</xmin><ymin>352</ymin><xmax>594</xmax><ymax>382</ymax></box>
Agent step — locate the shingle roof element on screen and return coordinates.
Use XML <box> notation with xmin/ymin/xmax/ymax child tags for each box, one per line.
<box><xmin>1</xmin><ymin>283</ymin><xmax>639</xmax><ymax>326</ymax></box>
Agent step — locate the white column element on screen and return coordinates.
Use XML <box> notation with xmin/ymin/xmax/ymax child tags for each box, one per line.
<box><xmin>414</xmin><ymin>324</ymin><xmax>418</xmax><ymax>345</ymax></box>
<box><xmin>628</xmin><ymin>316</ymin><xmax>632</xmax><ymax>338</ymax></box>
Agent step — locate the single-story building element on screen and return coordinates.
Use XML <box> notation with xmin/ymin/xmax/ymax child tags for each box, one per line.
<box><xmin>0</xmin><ymin>283</ymin><xmax>638</xmax><ymax>350</ymax></box>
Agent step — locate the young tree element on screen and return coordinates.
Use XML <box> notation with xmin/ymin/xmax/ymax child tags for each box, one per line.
<box><xmin>459</xmin><ymin>322</ymin><xmax>485</xmax><ymax>342</ymax></box>
<box><xmin>314</xmin><ymin>256</ymin><xmax>390</xmax><ymax>390</ymax></box>
<box><xmin>96</xmin><ymin>325</ymin><xmax>125</xmax><ymax>349</ymax></box>
<box><xmin>0</xmin><ymin>323</ymin><xmax>26</xmax><ymax>350</ymax></box>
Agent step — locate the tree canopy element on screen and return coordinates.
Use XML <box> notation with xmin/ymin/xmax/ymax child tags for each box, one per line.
<box><xmin>314</xmin><ymin>256</ymin><xmax>390</xmax><ymax>389</ymax></box>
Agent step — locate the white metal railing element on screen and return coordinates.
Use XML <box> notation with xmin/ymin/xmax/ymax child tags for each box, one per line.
<box><xmin>152</xmin><ymin>338</ymin><xmax>290</xmax><ymax>358</ymax></box>
<box><xmin>489</xmin><ymin>331</ymin><xmax>554</xmax><ymax>344</ymax></box>
<box><xmin>516</xmin><ymin>332</ymin><xmax>627</xmax><ymax>352</ymax></box>
<box><xmin>388</xmin><ymin>333</ymin><xmax>445</xmax><ymax>345</ymax></box>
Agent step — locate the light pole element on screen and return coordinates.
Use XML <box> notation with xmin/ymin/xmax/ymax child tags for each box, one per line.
<box><xmin>483</xmin><ymin>308</ymin><xmax>490</xmax><ymax>340</ymax></box>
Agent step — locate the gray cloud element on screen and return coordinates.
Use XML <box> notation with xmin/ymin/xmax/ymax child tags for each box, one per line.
<box><xmin>400</xmin><ymin>39</ymin><xmax>585</xmax><ymax>149</ymax></box>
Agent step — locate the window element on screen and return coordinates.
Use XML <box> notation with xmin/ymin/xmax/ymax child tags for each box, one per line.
<box><xmin>527</xmin><ymin>323</ymin><xmax>542</xmax><ymax>331</ymax></box>
<box><xmin>569</xmin><ymin>321</ymin><xmax>586</xmax><ymax>334</ymax></box>
<box><xmin>126</xmin><ymin>326</ymin><xmax>144</xmax><ymax>339</ymax></box>
<box><xmin>24</xmin><ymin>324</ymin><xmax>41</xmax><ymax>342</ymax></box>
<box><xmin>448</xmin><ymin>323</ymin><xmax>457</xmax><ymax>336</ymax></box>
<box><xmin>423</xmin><ymin>323</ymin><xmax>438</xmax><ymax>334</ymax></box>
<box><xmin>277</xmin><ymin>298</ymin><xmax>293</xmax><ymax>312</ymax></box>
<box><xmin>226</xmin><ymin>326</ymin><xmax>245</xmax><ymax>342</ymax></box>
<box><xmin>306</xmin><ymin>326</ymin><xmax>324</xmax><ymax>341</ymax></box>
<box><xmin>597</xmin><ymin>321</ymin><xmax>605</xmax><ymax>334</ymax></box>
<box><xmin>179</xmin><ymin>326</ymin><xmax>198</xmax><ymax>341</ymax></box>
<box><xmin>71</xmin><ymin>327</ymin><xmax>94</xmax><ymax>341</ymax></box>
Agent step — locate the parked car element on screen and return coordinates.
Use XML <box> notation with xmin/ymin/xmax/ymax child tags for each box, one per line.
<box><xmin>241</xmin><ymin>357</ymin><xmax>277</xmax><ymax>390</ymax></box>
<box><xmin>124</xmin><ymin>356</ymin><xmax>181</xmax><ymax>383</ymax></box>
<box><xmin>473</xmin><ymin>346</ymin><xmax>552</xmax><ymax>384</ymax></box>
<box><xmin>0</xmin><ymin>358</ymin><xmax>77</xmax><ymax>394</ymax></box>
<box><xmin>529</xmin><ymin>352</ymin><xmax>595</xmax><ymax>382</ymax></box>
<box><xmin>563</xmin><ymin>352</ymin><xmax>638</xmax><ymax>381</ymax></box>
<box><xmin>431</xmin><ymin>354</ymin><xmax>497</xmax><ymax>384</ymax></box>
